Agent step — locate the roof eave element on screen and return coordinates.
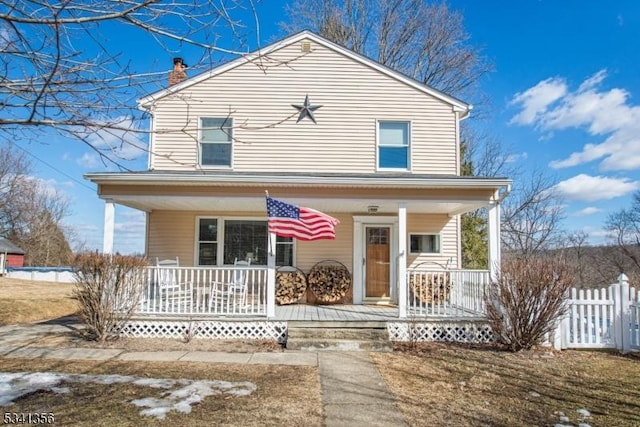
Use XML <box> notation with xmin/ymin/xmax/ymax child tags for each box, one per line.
<box><xmin>85</xmin><ymin>172</ymin><xmax>511</xmax><ymax>190</ymax></box>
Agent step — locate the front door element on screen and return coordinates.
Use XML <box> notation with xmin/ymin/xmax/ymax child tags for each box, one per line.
<box><xmin>365</xmin><ymin>226</ymin><xmax>391</xmax><ymax>299</ymax></box>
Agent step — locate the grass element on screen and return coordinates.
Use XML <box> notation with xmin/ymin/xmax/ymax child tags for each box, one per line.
<box><xmin>373</xmin><ymin>343</ymin><xmax>640</xmax><ymax>427</ymax></box>
<box><xmin>0</xmin><ymin>358</ymin><xmax>322</xmax><ymax>426</ymax></box>
<box><xmin>0</xmin><ymin>277</ymin><xmax>78</xmax><ymax>325</ymax></box>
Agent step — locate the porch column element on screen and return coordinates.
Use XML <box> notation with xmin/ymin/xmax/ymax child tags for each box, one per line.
<box><xmin>266</xmin><ymin>232</ymin><xmax>276</xmax><ymax>318</ymax></box>
<box><xmin>398</xmin><ymin>202</ymin><xmax>407</xmax><ymax>318</ymax></box>
<box><xmin>487</xmin><ymin>200</ymin><xmax>501</xmax><ymax>281</ymax></box>
<box><xmin>103</xmin><ymin>201</ymin><xmax>115</xmax><ymax>254</ymax></box>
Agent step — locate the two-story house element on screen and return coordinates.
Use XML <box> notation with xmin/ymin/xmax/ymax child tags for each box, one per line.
<box><xmin>86</xmin><ymin>31</ymin><xmax>510</xmax><ymax>326</ymax></box>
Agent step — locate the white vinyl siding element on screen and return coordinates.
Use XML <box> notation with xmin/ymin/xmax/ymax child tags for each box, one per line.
<box><xmin>406</xmin><ymin>214</ymin><xmax>458</xmax><ymax>268</ymax></box>
<box><xmin>150</xmin><ymin>39</ymin><xmax>457</xmax><ymax>174</ymax></box>
<box><xmin>149</xmin><ymin>211</ymin><xmax>457</xmax><ymax>270</ymax></box>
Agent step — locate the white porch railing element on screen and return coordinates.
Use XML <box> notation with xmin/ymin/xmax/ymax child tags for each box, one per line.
<box><xmin>135</xmin><ymin>266</ymin><xmax>268</xmax><ymax>317</ymax></box>
<box><xmin>407</xmin><ymin>269</ymin><xmax>490</xmax><ymax>318</ymax></box>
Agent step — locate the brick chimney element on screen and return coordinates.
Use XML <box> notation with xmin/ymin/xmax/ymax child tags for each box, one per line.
<box><xmin>168</xmin><ymin>57</ymin><xmax>187</xmax><ymax>86</ymax></box>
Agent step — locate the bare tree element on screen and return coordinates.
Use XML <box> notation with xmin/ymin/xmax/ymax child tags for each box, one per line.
<box><xmin>0</xmin><ymin>142</ymin><xmax>72</xmax><ymax>265</ymax></box>
<box><xmin>501</xmin><ymin>169</ymin><xmax>565</xmax><ymax>257</ymax></box>
<box><xmin>282</xmin><ymin>0</ymin><xmax>492</xmax><ymax>100</ymax></box>
<box><xmin>0</xmin><ymin>144</ymin><xmax>32</xmax><ymax>237</ymax></box>
<box><xmin>605</xmin><ymin>192</ymin><xmax>640</xmax><ymax>275</ymax></box>
<box><xmin>1</xmin><ymin>1</ymin><xmax>258</xmax><ymax>168</ymax></box>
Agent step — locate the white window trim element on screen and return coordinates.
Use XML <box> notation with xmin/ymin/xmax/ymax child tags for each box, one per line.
<box><xmin>194</xmin><ymin>216</ymin><xmax>296</xmax><ymax>266</ymax></box>
<box><xmin>198</xmin><ymin>116</ymin><xmax>234</xmax><ymax>169</ymax></box>
<box><xmin>376</xmin><ymin>119</ymin><xmax>412</xmax><ymax>172</ymax></box>
<box><xmin>195</xmin><ymin>216</ymin><xmax>220</xmax><ymax>266</ymax></box>
<box><xmin>352</xmin><ymin>215</ymin><xmax>399</xmax><ymax>305</ymax></box>
<box><xmin>408</xmin><ymin>233</ymin><xmax>441</xmax><ymax>255</ymax></box>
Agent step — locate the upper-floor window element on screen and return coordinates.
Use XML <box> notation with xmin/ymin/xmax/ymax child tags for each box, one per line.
<box><xmin>378</xmin><ymin>121</ymin><xmax>410</xmax><ymax>170</ymax></box>
<box><xmin>200</xmin><ymin>117</ymin><xmax>232</xmax><ymax>167</ymax></box>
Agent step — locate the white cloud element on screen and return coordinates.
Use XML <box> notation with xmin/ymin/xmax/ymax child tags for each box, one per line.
<box><xmin>505</xmin><ymin>152</ymin><xmax>528</xmax><ymax>163</ymax></box>
<box><xmin>509</xmin><ymin>77</ymin><xmax>567</xmax><ymax>125</ymax></box>
<box><xmin>554</xmin><ymin>174</ymin><xmax>639</xmax><ymax>202</ymax></box>
<box><xmin>76</xmin><ymin>152</ymin><xmax>99</xmax><ymax>168</ymax></box>
<box><xmin>83</xmin><ymin>116</ymin><xmax>148</xmax><ymax>161</ymax></box>
<box><xmin>114</xmin><ymin>210</ymin><xmax>146</xmax><ymax>254</ymax></box>
<box><xmin>19</xmin><ymin>175</ymin><xmax>68</xmax><ymax>199</ymax></box>
<box><xmin>573</xmin><ymin>207</ymin><xmax>603</xmax><ymax>216</ymax></box>
<box><xmin>510</xmin><ymin>70</ymin><xmax>640</xmax><ymax>171</ymax></box>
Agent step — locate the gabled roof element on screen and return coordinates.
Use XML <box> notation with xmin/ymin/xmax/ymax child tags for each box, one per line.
<box><xmin>0</xmin><ymin>238</ymin><xmax>25</xmax><ymax>255</ymax></box>
<box><xmin>138</xmin><ymin>30</ymin><xmax>471</xmax><ymax>114</ymax></box>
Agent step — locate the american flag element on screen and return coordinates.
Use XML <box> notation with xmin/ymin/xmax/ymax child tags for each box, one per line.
<box><xmin>266</xmin><ymin>196</ymin><xmax>339</xmax><ymax>241</ymax></box>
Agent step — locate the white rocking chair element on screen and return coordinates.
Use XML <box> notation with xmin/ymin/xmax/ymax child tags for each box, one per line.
<box><xmin>210</xmin><ymin>258</ymin><xmax>251</xmax><ymax>311</ymax></box>
<box><xmin>155</xmin><ymin>257</ymin><xmax>192</xmax><ymax>310</ymax></box>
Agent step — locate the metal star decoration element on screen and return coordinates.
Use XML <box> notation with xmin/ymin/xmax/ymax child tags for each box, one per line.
<box><xmin>292</xmin><ymin>95</ymin><xmax>322</xmax><ymax>124</ymax></box>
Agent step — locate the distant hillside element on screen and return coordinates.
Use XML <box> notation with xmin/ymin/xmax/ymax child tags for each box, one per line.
<box><xmin>544</xmin><ymin>244</ymin><xmax>639</xmax><ymax>289</ymax></box>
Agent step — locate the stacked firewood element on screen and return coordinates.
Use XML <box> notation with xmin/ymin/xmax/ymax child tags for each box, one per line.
<box><xmin>275</xmin><ymin>267</ymin><xmax>307</xmax><ymax>305</ymax></box>
<box><xmin>409</xmin><ymin>273</ymin><xmax>452</xmax><ymax>304</ymax></box>
<box><xmin>308</xmin><ymin>261</ymin><xmax>351</xmax><ymax>303</ymax></box>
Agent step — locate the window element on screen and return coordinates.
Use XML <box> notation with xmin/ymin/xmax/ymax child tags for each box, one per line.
<box><xmin>198</xmin><ymin>218</ymin><xmax>218</xmax><ymax>265</ymax></box>
<box><xmin>197</xmin><ymin>218</ymin><xmax>293</xmax><ymax>266</ymax></box>
<box><xmin>200</xmin><ymin>117</ymin><xmax>232</xmax><ymax>167</ymax></box>
<box><xmin>276</xmin><ymin>236</ymin><xmax>294</xmax><ymax>266</ymax></box>
<box><xmin>224</xmin><ymin>220</ymin><xmax>268</xmax><ymax>265</ymax></box>
<box><xmin>378</xmin><ymin>121</ymin><xmax>409</xmax><ymax>169</ymax></box>
<box><xmin>409</xmin><ymin>234</ymin><xmax>440</xmax><ymax>254</ymax></box>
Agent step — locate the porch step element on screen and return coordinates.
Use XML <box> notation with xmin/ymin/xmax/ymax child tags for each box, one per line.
<box><xmin>285</xmin><ymin>326</ymin><xmax>392</xmax><ymax>352</ymax></box>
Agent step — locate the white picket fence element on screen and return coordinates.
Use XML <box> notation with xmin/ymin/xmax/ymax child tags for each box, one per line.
<box><xmin>556</xmin><ymin>274</ymin><xmax>639</xmax><ymax>353</ymax></box>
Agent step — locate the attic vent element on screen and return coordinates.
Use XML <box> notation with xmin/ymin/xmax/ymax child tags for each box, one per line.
<box><xmin>301</xmin><ymin>40</ymin><xmax>311</xmax><ymax>53</ymax></box>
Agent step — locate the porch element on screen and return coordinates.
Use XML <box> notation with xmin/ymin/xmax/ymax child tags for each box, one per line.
<box><xmin>133</xmin><ymin>265</ymin><xmax>490</xmax><ymax>320</ymax></box>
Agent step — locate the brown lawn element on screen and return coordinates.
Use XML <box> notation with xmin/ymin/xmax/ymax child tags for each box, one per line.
<box><xmin>0</xmin><ymin>277</ymin><xmax>78</xmax><ymax>325</ymax></box>
<box><xmin>0</xmin><ymin>358</ymin><xmax>322</xmax><ymax>427</ymax></box>
<box><xmin>373</xmin><ymin>343</ymin><xmax>640</xmax><ymax>427</ymax></box>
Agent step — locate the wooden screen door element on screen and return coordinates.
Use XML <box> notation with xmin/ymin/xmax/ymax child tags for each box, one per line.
<box><xmin>365</xmin><ymin>226</ymin><xmax>391</xmax><ymax>298</ymax></box>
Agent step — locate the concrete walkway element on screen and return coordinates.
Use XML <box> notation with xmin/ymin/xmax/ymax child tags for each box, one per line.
<box><xmin>319</xmin><ymin>352</ymin><xmax>408</xmax><ymax>426</ymax></box>
<box><xmin>0</xmin><ymin>320</ymin><xmax>408</xmax><ymax>426</ymax></box>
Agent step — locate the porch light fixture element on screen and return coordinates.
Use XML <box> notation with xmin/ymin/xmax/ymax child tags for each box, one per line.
<box><xmin>367</xmin><ymin>205</ymin><xmax>379</xmax><ymax>214</ymax></box>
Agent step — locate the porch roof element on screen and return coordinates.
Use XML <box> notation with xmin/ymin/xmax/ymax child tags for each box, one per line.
<box><xmin>85</xmin><ymin>171</ymin><xmax>511</xmax><ymax>215</ymax></box>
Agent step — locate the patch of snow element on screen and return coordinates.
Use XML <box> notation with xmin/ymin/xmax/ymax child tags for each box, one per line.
<box><xmin>529</xmin><ymin>391</ymin><xmax>541</xmax><ymax>397</ymax></box>
<box><xmin>577</xmin><ymin>408</ymin><xmax>591</xmax><ymax>418</ymax></box>
<box><xmin>132</xmin><ymin>380</ymin><xmax>257</xmax><ymax>419</ymax></box>
<box><xmin>559</xmin><ymin>416</ymin><xmax>570</xmax><ymax>422</ymax></box>
<box><xmin>578</xmin><ymin>424</ymin><xmax>592</xmax><ymax>427</ymax></box>
<box><xmin>555</xmin><ymin>424</ymin><xmax>573</xmax><ymax>427</ymax></box>
<box><xmin>0</xmin><ymin>371</ymin><xmax>256</xmax><ymax>419</ymax></box>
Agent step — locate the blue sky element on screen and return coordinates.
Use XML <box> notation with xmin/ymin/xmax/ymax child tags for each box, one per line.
<box><xmin>18</xmin><ymin>1</ymin><xmax>640</xmax><ymax>254</ymax></box>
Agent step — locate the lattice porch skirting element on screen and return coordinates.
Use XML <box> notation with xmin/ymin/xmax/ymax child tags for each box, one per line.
<box><xmin>118</xmin><ymin>320</ymin><xmax>288</xmax><ymax>344</ymax></box>
<box><xmin>387</xmin><ymin>321</ymin><xmax>495</xmax><ymax>343</ymax></box>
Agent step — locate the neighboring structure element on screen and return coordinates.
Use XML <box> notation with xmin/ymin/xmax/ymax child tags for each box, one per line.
<box><xmin>86</xmin><ymin>31</ymin><xmax>511</xmax><ymax>321</ymax></box>
<box><xmin>0</xmin><ymin>238</ymin><xmax>25</xmax><ymax>274</ymax></box>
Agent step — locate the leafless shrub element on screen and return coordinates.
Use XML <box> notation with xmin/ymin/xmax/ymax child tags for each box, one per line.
<box><xmin>73</xmin><ymin>253</ymin><xmax>147</xmax><ymax>342</ymax></box>
<box><xmin>485</xmin><ymin>256</ymin><xmax>573</xmax><ymax>352</ymax></box>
